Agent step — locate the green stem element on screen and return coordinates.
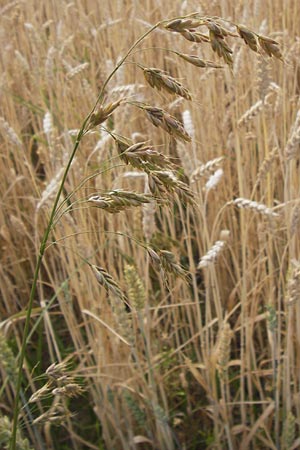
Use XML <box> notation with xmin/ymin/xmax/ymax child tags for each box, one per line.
<box><xmin>9</xmin><ymin>18</ymin><xmax>163</xmax><ymax>450</ymax></box>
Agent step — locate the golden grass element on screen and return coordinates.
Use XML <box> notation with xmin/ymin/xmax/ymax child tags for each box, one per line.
<box><xmin>1</xmin><ymin>0</ymin><xmax>300</xmax><ymax>449</ymax></box>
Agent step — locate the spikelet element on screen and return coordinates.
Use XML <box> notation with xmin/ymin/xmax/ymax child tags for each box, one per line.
<box><xmin>148</xmin><ymin>170</ymin><xmax>193</xmax><ymax>203</ymax></box>
<box><xmin>116</xmin><ymin>140</ymin><xmax>173</xmax><ymax>171</ymax></box>
<box><xmin>143</xmin><ymin>67</ymin><xmax>192</xmax><ymax>100</ymax></box>
<box><xmin>143</xmin><ymin>105</ymin><xmax>192</xmax><ymax>142</ymax></box>
<box><xmin>180</xmin><ymin>29</ymin><xmax>210</xmax><ymax>43</ymax></box>
<box><xmin>88</xmin><ymin>189</ymin><xmax>152</xmax><ymax>213</ymax></box>
<box><xmin>230</xmin><ymin>198</ymin><xmax>279</xmax><ymax>217</ymax></box>
<box><xmin>45</xmin><ymin>361</ymin><xmax>70</xmax><ymax>380</ymax></box>
<box><xmin>165</xmin><ymin>18</ymin><xmax>205</xmax><ymax>32</ymax></box>
<box><xmin>52</xmin><ymin>383</ymin><xmax>85</xmax><ymax>398</ymax></box>
<box><xmin>157</xmin><ymin>250</ymin><xmax>188</xmax><ymax>279</ymax></box>
<box><xmin>90</xmin><ymin>264</ymin><xmax>126</xmax><ymax>301</ymax></box>
<box><xmin>198</xmin><ymin>230</ymin><xmax>230</xmax><ymax>269</ymax></box>
<box><xmin>174</xmin><ymin>52</ymin><xmax>223</xmax><ymax>69</ymax></box>
<box><xmin>206</xmin><ymin>21</ymin><xmax>234</xmax><ymax>66</ymax></box>
<box><xmin>237</xmin><ymin>24</ymin><xmax>258</xmax><ymax>52</ymax></box>
<box><xmin>88</xmin><ymin>98</ymin><xmax>123</xmax><ymax>129</ymax></box>
<box><xmin>33</xmin><ymin>404</ymin><xmax>74</xmax><ymax>425</ymax></box>
<box><xmin>124</xmin><ymin>264</ymin><xmax>146</xmax><ymax>310</ymax></box>
<box><xmin>29</xmin><ymin>383</ymin><xmax>51</xmax><ymax>403</ymax></box>
<box><xmin>258</xmin><ymin>35</ymin><xmax>283</xmax><ymax>60</ymax></box>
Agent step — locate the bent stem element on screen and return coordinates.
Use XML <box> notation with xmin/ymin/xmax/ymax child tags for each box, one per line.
<box><xmin>9</xmin><ymin>18</ymin><xmax>164</xmax><ymax>450</ymax></box>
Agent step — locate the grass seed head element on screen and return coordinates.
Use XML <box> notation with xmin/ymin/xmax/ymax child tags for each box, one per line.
<box><xmin>124</xmin><ymin>264</ymin><xmax>146</xmax><ymax>310</ymax></box>
<box><xmin>180</xmin><ymin>29</ymin><xmax>210</xmax><ymax>43</ymax></box>
<box><xmin>175</xmin><ymin>52</ymin><xmax>223</xmax><ymax>68</ymax></box>
<box><xmin>88</xmin><ymin>98</ymin><xmax>123</xmax><ymax>129</ymax></box>
<box><xmin>237</xmin><ymin>24</ymin><xmax>258</xmax><ymax>52</ymax></box>
<box><xmin>209</xmin><ymin>30</ymin><xmax>233</xmax><ymax>66</ymax></box>
<box><xmin>88</xmin><ymin>190</ymin><xmax>152</xmax><ymax>213</ymax></box>
<box><xmin>143</xmin><ymin>67</ymin><xmax>192</xmax><ymax>100</ymax></box>
<box><xmin>258</xmin><ymin>35</ymin><xmax>283</xmax><ymax>59</ymax></box>
<box><xmin>143</xmin><ymin>106</ymin><xmax>192</xmax><ymax>142</ymax></box>
<box><xmin>165</xmin><ymin>18</ymin><xmax>204</xmax><ymax>32</ymax></box>
<box><xmin>91</xmin><ymin>264</ymin><xmax>125</xmax><ymax>300</ymax></box>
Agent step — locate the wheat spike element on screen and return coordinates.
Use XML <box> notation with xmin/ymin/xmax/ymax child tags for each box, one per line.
<box><xmin>230</xmin><ymin>198</ymin><xmax>279</xmax><ymax>217</ymax></box>
<box><xmin>124</xmin><ymin>264</ymin><xmax>146</xmax><ymax>310</ymax></box>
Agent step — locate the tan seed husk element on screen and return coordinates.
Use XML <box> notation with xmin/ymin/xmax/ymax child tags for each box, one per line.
<box><xmin>237</xmin><ymin>24</ymin><xmax>258</xmax><ymax>52</ymax></box>
<box><xmin>174</xmin><ymin>52</ymin><xmax>223</xmax><ymax>68</ymax></box>
<box><xmin>258</xmin><ymin>35</ymin><xmax>283</xmax><ymax>60</ymax></box>
<box><xmin>88</xmin><ymin>98</ymin><xmax>123</xmax><ymax>129</ymax></box>
<box><xmin>143</xmin><ymin>106</ymin><xmax>192</xmax><ymax>142</ymax></box>
<box><xmin>180</xmin><ymin>30</ymin><xmax>210</xmax><ymax>43</ymax></box>
<box><xmin>143</xmin><ymin>67</ymin><xmax>192</xmax><ymax>100</ymax></box>
<box><xmin>165</xmin><ymin>18</ymin><xmax>204</xmax><ymax>32</ymax></box>
<box><xmin>209</xmin><ymin>30</ymin><xmax>233</xmax><ymax>66</ymax></box>
<box><xmin>88</xmin><ymin>189</ymin><xmax>153</xmax><ymax>213</ymax></box>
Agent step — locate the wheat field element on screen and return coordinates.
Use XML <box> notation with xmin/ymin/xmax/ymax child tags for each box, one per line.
<box><xmin>1</xmin><ymin>0</ymin><xmax>300</xmax><ymax>449</ymax></box>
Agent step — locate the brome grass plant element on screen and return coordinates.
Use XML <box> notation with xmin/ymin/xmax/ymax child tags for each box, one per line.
<box><xmin>1</xmin><ymin>1</ymin><xmax>300</xmax><ymax>449</ymax></box>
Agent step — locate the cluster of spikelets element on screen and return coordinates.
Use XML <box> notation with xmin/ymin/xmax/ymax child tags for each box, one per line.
<box><xmin>88</xmin><ymin>133</ymin><xmax>193</xmax><ymax>210</ymax></box>
<box><xmin>90</xmin><ymin>249</ymin><xmax>187</xmax><ymax>311</ymax></box>
<box><xmin>29</xmin><ymin>362</ymin><xmax>84</xmax><ymax>425</ymax></box>
<box><xmin>165</xmin><ymin>16</ymin><xmax>282</xmax><ymax>67</ymax></box>
<box><xmin>84</xmin><ymin>14</ymin><xmax>283</xmax><ymax>228</ymax></box>
<box><xmin>82</xmin><ymin>14</ymin><xmax>284</xmax><ymax>322</ymax></box>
